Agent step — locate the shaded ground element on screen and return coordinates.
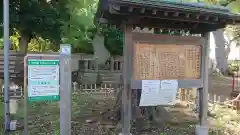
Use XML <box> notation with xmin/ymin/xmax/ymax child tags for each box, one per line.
<box><xmin>1</xmin><ymin>91</ymin><xmax>239</xmax><ymax>135</ymax></box>
<box><xmin>209</xmin><ymin>75</ymin><xmax>235</xmax><ymax>102</ymax></box>
<box><xmin>0</xmin><ymin>75</ymin><xmax>239</xmax><ymax>135</ymax></box>
<box><xmin>0</xmin><ymin>96</ymin><xmax>201</xmax><ymax>135</ymax></box>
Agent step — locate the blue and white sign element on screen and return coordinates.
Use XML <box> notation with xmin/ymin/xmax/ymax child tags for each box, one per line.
<box><xmin>60</xmin><ymin>44</ymin><xmax>71</xmax><ymax>55</ymax></box>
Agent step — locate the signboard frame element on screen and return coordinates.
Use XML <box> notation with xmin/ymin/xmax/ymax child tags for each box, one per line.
<box><xmin>27</xmin><ymin>59</ymin><xmax>60</xmax><ymax>102</ymax></box>
<box><xmin>131</xmin><ymin>33</ymin><xmax>206</xmax><ymax>89</ymax></box>
<box><xmin>23</xmin><ymin>44</ymin><xmax>72</xmax><ymax>135</ymax></box>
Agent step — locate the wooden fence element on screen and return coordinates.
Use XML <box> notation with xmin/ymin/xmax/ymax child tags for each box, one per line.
<box><xmin>0</xmin><ymin>52</ymin><xmax>24</xmax><ymax>79</ymax></box>
<box><xmin>179</xmin><ymin>88</ymin><xmax>240</xmax><ymax>113</ymax></box>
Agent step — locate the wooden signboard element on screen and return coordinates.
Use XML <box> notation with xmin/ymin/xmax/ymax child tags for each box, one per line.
<box><xmin>133</xmin><ymin>44</ymin><xmax>201</xmax><ymax>80</ymax></box>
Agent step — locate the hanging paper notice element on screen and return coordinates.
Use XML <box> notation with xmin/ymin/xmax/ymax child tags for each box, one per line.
<box><xmin>139</xmin><ymin>80</ymin><xmax>178</xmax><ymax>106</ymax></box>
<box><xmin>139</xmin><ymin>80</ymin><xmax>161</xmax><ymax>106</ymax></box>
<box><xmin>159</xmin><ymin>80</ymin><xmax>178</xmax><ymax>105</ymax></box>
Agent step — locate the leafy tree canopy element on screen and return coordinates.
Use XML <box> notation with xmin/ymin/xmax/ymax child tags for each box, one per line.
<box><xmin>61</xmin><ymin>0</ymin><xmax>97</xmax><ymax>53</ymax></box>
<box><xmin>0</xmin><ymin>0</ymin><xmax>70</xmax><ymax>52</ymax></box>
<box><xmin>0</xmin><ymin>0</ymin><xmax>239</xmax><ymax>55</ymax></box>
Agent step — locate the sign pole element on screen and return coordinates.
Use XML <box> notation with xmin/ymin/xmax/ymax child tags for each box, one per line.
<box><xmin>60</xmin><ymin>44</ymin><xmax>72</xmax><ymax>135</ymax></box>
<box><xmin>3</xmin><ymin>0</ymin><xmax>10</xmax><ymax>133</ymax></box>
<box><xmin>24</xmin><ymin>56</ymin><xmax>28</xmax><ymax>135</ymax></box>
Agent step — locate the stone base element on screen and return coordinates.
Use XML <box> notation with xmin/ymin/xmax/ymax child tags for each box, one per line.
<box><xmin>119</xmin><ymin>133</ymin><xmax>132</xmax><ymax>135</ymax></box>
<box><xmin>195</xmin><ymin>125</ymin><xmax>209</xmax><ymax>135</ymax></box>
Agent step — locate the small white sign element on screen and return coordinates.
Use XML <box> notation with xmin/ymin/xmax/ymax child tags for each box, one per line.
<box><xmin>61</xmin><ymin>45</ymin><xmax>71</xmax><ymax>55</ymax></box>
<box><xmin>139</xmin><ymin>80</ymin><xmax>161</xmax><ymax>106</ymax></box>
<box><xmin>10</xmin><ymin>120</ymin><xmax>17</xmax><ymax>131</ymax></box>
<box><xmin>139</xmin><ymin>80</ymin><xmax>178</xmax><ymax>106</ymax></box>
<box><xmin>159</xmin><ymin>80</ymin><xmax>178</xmax><ymax>105</ymax></box>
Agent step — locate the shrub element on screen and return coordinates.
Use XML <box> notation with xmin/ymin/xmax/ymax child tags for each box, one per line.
<box><xmin>227</xmin><ymin>63</ymin><xmax>240</xmax><ymax>76</ymax></box>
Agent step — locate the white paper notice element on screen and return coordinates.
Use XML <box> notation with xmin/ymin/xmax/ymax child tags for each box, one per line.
<box><xmin>159</xmin><ymin>80</ymin><xmax>178</xmax><ymax>105</ymax></box>
<box><xmin>139</xmin><ymin>80</ymin><xmax>178</xmax><ymax>106</ymax></box>
<box><xmin>139</xmin><ymin>80</ymin><xmax>161</xmax><ymax>106</ymax></box>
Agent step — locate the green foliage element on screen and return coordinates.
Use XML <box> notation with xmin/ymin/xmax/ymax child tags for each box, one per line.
<box><xmin>0</xmin><ymin>102</ymin><xmax>3</xmax><ymax>117</ymax></box>
<box><xmin>1</xmin><ymin>0</ymin><xmax>239</xmax><ymax>55</ymax></box>
<box><xmin>227</xmin><ymin>61</ymin><xmax>240</xmax><ymax>75</ymax></box>
<box><xmin>0</xmin><ymin>39</ymin><xmax>3</xmax><ymax>49</ymax></box>
<box><xmin>0</xmin><ymin>0</ymin><xmax>69</xmax><ymax>47</ymax></box>
<box><xmin>28</xmin><ymin>37</ymin><xmax>57</xmax><ymax>52</ymax></box>
<box><xmin>226</xmin><ymin>0</ymin><xmax>240</xmax><ymax>12</ymax></box>
<box><xmin>9</xmin><ymin>32</ymin><xmax>20</xmax><ymax>50</ymax></box>
<box><xmin>0</xmin><ymin>32</ymin><xmax>20</xmax><ymax>50</ymax></box>
<box><xmin>61</xmin><ymin>0</ymin><xmax>97</xmax><ymax>53</ymax></box>
<box><xmin>104</xmin><ymin>27</ymin><xmax>123</xmax><ymax>56</ymax></box>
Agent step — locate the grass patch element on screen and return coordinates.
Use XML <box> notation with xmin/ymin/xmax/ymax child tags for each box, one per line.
<box><xmin>0</xmin><ymin>102</ymin><xmax>4</xmax><ymax>117</ymax></box>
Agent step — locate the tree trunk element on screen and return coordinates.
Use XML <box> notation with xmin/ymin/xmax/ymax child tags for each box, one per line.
<box><xmin>212</xmin><ymin>29</ymin><xmax>230</xmax><ymax>73</ymax></box>
<box><xmin>113</xmin><ymin>89</ymin><xmax>162</xmax><ymax>122</ymax></box>
<box><xmin>92</xmin><ymin>35</ymin><xmax>111</xmax><ymax>66</ymax></box>
<box><xmin>19</xmin><ymin>33</ymin><xmax>30</xmax><ymax>54</ymax></box>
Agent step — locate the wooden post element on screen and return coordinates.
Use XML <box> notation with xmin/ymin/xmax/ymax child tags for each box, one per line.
<box><xmin>201</xmin><ymin>32</ymin><xmax>210</xmax><ymax>125</ymax></box>
<box><xmin>120</xmin><ymin>24</ymin><xmax>132</xmax><ymax>135</ymax></box>
<box><xmin>84</xmin><ymin>60</ymin><xmax>88</xmax><ymax>71</ymax></box>
<box><xmin>196</xmin><ymin>32</ymin><xmax>210</xmax><ymax>135</ymax></box>
<box><xmin>0</xmin><ymin>79</ymin><xmax>3</xmax><ymax>92</ymax></box>
<box><xmin>111</xmin><ymin>57</ymin><xmax>114</xmax><ymax>72</ymax></box>
<box><xmin>95</xmin><ymin>58</ymin><xmax>99</xmax><ymax>72</ymax></box>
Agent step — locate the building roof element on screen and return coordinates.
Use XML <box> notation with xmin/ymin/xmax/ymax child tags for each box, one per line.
<box><xmin>95</xmin><ymin>0</ymin><xmax>240</xmax><ymax>33</ymax></box>
<box><xmin>118</xmin><ymin>0</ymin><xmax>231</xmax><ymax>13</ymax></box>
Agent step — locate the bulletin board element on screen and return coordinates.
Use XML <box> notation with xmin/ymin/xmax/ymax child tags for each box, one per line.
<box><xmin>133</xmin><ymin>43</ymin><xmax>201</xmax><ymax>80</ymax></box>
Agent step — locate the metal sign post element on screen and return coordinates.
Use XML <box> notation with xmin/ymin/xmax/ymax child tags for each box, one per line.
<box><xmin>3</xmin><ymin>0</ymin><xmax>10</xmax><ymax>133</ymax></box>
<box><xmin>60</xmin><ymin>44</ymin><xmax>72</xmax><ymax>135</ymax></box>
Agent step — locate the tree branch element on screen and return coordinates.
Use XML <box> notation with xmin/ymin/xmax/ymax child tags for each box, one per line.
<box><xmin>220</xmin><ymin>0</ymin><xmax>237</xmax><ymax>7</ymax></box>
<box><xmin>229</xmin><ymin>35</ymin><xmax>240</xmax><ymax>44</ymax></box>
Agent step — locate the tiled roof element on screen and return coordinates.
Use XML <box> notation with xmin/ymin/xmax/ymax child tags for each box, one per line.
<box><xmin>118</xmin><ymin>0</ymin><xmax>238</xmax><ymax>16</ymax></box>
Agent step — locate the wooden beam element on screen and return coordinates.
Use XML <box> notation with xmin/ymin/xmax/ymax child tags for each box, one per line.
<box><xmin>152</xmin><ymin>9</ymin><xmax>157</xmax><ymax>15</ymax></box>
<box><xmin>110</xmin><ymin>4</ymin><xmax>120</xmax><ymax>11</ymax></box>
<box><xmin>148</xmin><ymin>27</ymin><xmax>153</xmax><ymax>31</ymax></box>
<box><xmin>164</xmin><ymin>11</ymin><xmax>168</xmax><ymax>16</ymax></box>
<box><xmin>112</xmin><ymin>10</ymin><xmax>219</xmax><ymax>24</ymax></box>
<box><xmin>154</xmin><ymin>28</ymin><xmax>160</xmax><ymax>33</ymax></box>
<box><xmin>109</xmin><ymin>5</ymin><xmax>120</xmax><ymax>14</ymax></box>
<box><xmin>205</xmin><ymin>16</ymin><xmax>209</xmax><ymax>21</ymax></box>
<box><xmin>128</xmin><ymin>7</ymin><xmax>134</xmax><ymax>12</ymax></box>
<box><xmin>173</xmin><ymin>12</ymin><xmax>180</xmax><ymax>17</ymax></box>
<box><xmin>192</xmin><ymin>23</ymin><xmax>200</xmax><ymax>30</ymax></box>
<box><xmin>140</xmin><ymin>8</ymin><xmax>146</xmax><ymax>13</ymax></box>
<box><xmin>232</xmin><ymin>19</ymin><xmax>236</xmax><ymax>25</ymax></box>
<box><xmin>139</xmin><ymin>26</ymin><xmax>144</xmax><ymax>30</ymax></box>
<box><xmin>196</xmin><ymin>15</ymin><xmax>200</xmax><ymax>20</ymax></box>
<box><xmin>133</xmin><ymin>25</ymin><xmax>137</xmax><ymax>30</ymax></box>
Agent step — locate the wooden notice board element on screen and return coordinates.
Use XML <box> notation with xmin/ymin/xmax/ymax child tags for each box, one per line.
<box><xmin>133</xmin><ymin>44</ymin><xmax>201</xmax><ymax>80</ymax></box>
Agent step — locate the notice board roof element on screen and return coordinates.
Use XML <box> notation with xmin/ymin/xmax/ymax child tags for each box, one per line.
<box><xmin>95</xmin><ymin>0</ymin><xmax>240</xmax><ymax>33</ymax></box>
